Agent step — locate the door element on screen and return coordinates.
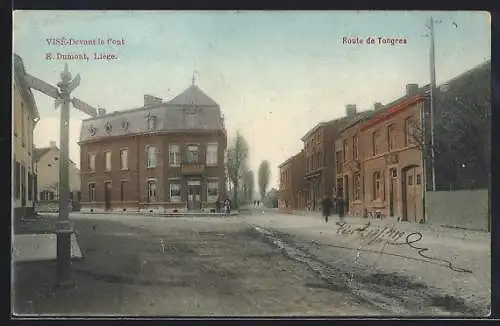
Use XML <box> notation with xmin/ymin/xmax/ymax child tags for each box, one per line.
<box><xmin>389</xmin><ymin>168</ymin><xmax>397</xmax><ymax>217</ymax></box>
<box><xmin>403</xmin><ymin>167</ymin><xmax>417</xmax><ymax>222</ymax></box>
<box><xmin>104</xmin><ymin>182</ymin><xmax>112</xmax><ymax>210</ymax></box>
<box><xmin>187</xmin><ymin>180</ymin><xmax>201</xmax><ymax>211</ymax></box>
<box><xmin>344</xmin><ymin>175</ymin><xmax>349</xmax><ymax>214</ymax></box>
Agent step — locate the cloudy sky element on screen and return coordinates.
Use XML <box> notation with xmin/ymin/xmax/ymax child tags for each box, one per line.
<box><xmin>13</xmin><ymin>11</ymin><xmax>490</xmax><ymax>188</ymax></box>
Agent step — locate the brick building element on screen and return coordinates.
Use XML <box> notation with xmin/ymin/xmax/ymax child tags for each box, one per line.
<box><xmin>358</xmin><ymin>84</ymin><xmax>426</xmax><ymax>222</ymax></box>
<box><xmin>78</xmin><ymin>82</ymin><xmax>227</xmax><ymax>213</ymax></box>
<box><xmin>278</xmin><ymin>150</ymin><xmax>305</xmax><ymax>210</ymax></box>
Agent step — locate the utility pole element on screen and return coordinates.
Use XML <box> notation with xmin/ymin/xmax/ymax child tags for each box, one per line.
<box><xmin>24</xmin><ymin>63</ymin><xmax>97</xmax><ymax>286</ymax></box>
<box><xmin>427</xmin><ymin>17</ymin><xmax>440</xmax><ymax>192</ymax></box>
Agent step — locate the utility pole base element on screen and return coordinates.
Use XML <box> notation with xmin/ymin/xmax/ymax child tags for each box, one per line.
<box><xmin>56</xmin><ymin>231</ymin><xmax>72</xmax><ymax>286</ymax></box>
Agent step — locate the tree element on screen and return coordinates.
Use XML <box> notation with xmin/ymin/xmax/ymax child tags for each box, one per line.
<box><xmin>258</xmin><ymin>160</ymin><xmax>271</xmax><ymax>201</ymax></box>
<box><xmin>226</xmin><ymin>131</ymin><xmax>249</xmax><ymax>209</ymax></box>
<box><xmin>243</xmin><ymin>169</ymin><xmax>255</xmax><ymax>204</ymax></box>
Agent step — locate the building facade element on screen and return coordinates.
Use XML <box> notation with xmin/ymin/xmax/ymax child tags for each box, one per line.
<box><xmin>13</xmin><ymin>54</ymin><xmax>40</xmax><ymax>219</ymax></box>
<box><xmin>359</xmin><ymin>86</ymin><xmax>426</xmax><ymax>222</ymax></box>
<box><xmin>79</xmin><ymin>83</ymin><xmax>227</xmax><ymax>213</ymax></box>
<box><xmin>278</xmin><ymin>150</ymin><xmax>305</xmax><ymax>210</ymax></box>
<box><xmin>34</xmin><ymin>141</ymin><xmax>81</xmax><ymax>211</ymax></box>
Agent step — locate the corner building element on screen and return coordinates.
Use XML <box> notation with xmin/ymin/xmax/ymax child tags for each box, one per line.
<box><xmin>79</xmin><ymin>83</ymin><xmax>227</xmax><ymax>213</ymax></box>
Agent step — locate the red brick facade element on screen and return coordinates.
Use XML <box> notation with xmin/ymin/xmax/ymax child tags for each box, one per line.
<box><xmin>79</xmin><ymin>131</ymin><xmax>227</xmax><ymax>213</ymax></box>
<box><xmin>278</xmin><ymin>150</ymin><xmax>305</xmax><ymax>210</ymax></box>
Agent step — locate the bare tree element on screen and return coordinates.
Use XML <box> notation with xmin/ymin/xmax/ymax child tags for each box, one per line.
<box><xmin>243</xmin><ymin>169</ymin><xmax>255</xmax><ymax>204</ymax></box>
<box><xmin>258</xmin><ymin>160</ymin><xmax>271</xmax><ymax>201</ymax></box>
<box><xmin>226</xmin><ymin>131</ymin><xmax>249</xmax><ymax>209</ymax></box>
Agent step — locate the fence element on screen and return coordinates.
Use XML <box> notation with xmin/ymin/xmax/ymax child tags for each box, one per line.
<box><xmin>425</xmin><ymin>189</ymin><xmax>489</xmax><ymax>231</ymax></box>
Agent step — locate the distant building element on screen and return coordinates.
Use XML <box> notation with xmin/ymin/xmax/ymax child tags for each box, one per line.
<box><xmin>78</xmin><ymin>81</ymin><xmax>227</xmax><ymax>213</ymax></box>
<box><xmin>278</xmin><ymin>150</ymin><xmax>305</xmax><ymax>210</ymax></box>
<box><xmin>13</xmin><ymin>54</ymin><xmax>40</xmax><ymax>219</ymax></box>
<box><xmin>34</xmin><ymin>141</ymin><xmax>81</xmax><ymax>211</ymax></box>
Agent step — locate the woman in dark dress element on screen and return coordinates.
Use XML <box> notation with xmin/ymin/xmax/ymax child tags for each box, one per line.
<box><xmin>321</xmin><ymin>194</ymin><xmax>333</xmax><ymax>223</ymax></box>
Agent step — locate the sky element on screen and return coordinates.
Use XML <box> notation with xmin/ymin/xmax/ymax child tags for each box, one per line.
<box><xmin>13</xmin><ymin>11</ymin><xmax>490</xmax><ymax>189</ymax></box>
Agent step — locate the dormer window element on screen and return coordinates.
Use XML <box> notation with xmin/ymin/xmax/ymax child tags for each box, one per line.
<box><xmin>147</xmin><ymin>115</ymin><xmax>157</xmax><ymax>130</ymax></box>
<box><xmin>88</xmin><ymin>125</ymin><xmax>97</xmax><ymax>136</ymax></box>
<box><xmin>104</xmin><ymin>121</ymin><xmax>112</xmax><ymax>133</ymax></box>
<box><xmin>121</xmin><ymin>119</ymin><xmax>129</xmax><ymax>131</ymax></box>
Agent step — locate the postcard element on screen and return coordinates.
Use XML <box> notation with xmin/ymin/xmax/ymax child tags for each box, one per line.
<box><xmin>12</xmin><ymin>10</ymin><xmax>491</xmax><ymax>318</ymax></box>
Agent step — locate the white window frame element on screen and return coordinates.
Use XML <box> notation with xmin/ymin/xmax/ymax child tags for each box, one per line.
<box><xmin>147</xmin><ymin>116</ymin><xmax>157</xmax><ymax>130</ymax></box>
<box><xmin>88</xmin><ymin>153</ymin><xmax>96</xmax><ymax>172</ymax></box>
<box><xmin>206</xmin><ymin>143</ymin><xmax>218</xmax><ymax>166</ymax></box>
<box><xmin>147</xmin><ymin>179</ymin><xmax>157</xmax><ymax>202</ymax></box>
<box><xmin>186</xmin><ymin>113</ymin><xmax>198</xmax><ymax>129</ymax></box>
<box><xmin>146</xmin><ymin>146</ymin><xmax>157</xmax><ymax>168</ymax></box>
<box><xmin>104</xmin><ymin>151</ymin><xmax>112</xmax><ymax>171</ymax></box>
<box><xmin>207</xmin><ymin>179</ymin><xmax>219</xmax><ymax>203</ymax></box>
<box><xmin>169</xmin><ymin>180</ymin><xmax>181</xmax><ymax>202</ymax></box>
<box><xmin>169</xmin><ymin>144</ymin><xmax>180</xmax><ymax>167</ymax></box>
<box><xmin>120</xmin><ymin>148</ymin><xmax>128</xmax><ymax>170</ymax></box>
<box><xmin>185</xmin><ymin>144</ymin><xmax>199</xmax><ymax>164</ymax></box>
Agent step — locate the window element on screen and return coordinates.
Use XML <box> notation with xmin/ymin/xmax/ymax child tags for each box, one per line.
<box><xmin>105</xmin><ymin>151</ymin><xmax>112</xmax><ymax>171</ymax></box>
<box><xmin>335</xmin><ymin>151</ymin><xmax>342</xmax><ymax>174</ymax></box>
<box><xmin>15</xmin><ymin>161</ymin><xmax>20</xmax><ymax>199</ymax></box>
<box><xmin>88</xmin><ymin>183</ymin><xmax>96</xmax><ymax>202</ymax></box>
<box><xmin>169</xmin><ymin>181</ymin><xmax>181</xmax><ymax>202</ymax></box>
<box><xmin>408</xmin><ymin>175</ymin><xmax>413</xmax><ymax>186</ymax></box>
<box><xmin>373</xmin><ymin>171</ymin><xmax>381</xmax><ymax>200</ymax></box>
<box><xmin>21</xmin><ymin>165</ymin><xmax>26</xmax><ymax>203</ymax></box>
<box><xmin>372</xmin><ymin>131</ymin><xmax>380</xmax><ymax>155</ymax></box>
<box><xmin>88</xmin><ymin>153</ymin><xmax>96</xmax><ymax>172</ymax></box>
<box><xmin>405</xmin><ymin>117</ymin><xmax>415</xmax><ymax>146</ymax></box>
<box><xmin>387</xmin><ymin>124</ymin><xmax>395</xmax><ymax>150</ymax></box>
<box><xmin>207</xmin><ymin>179</ymin><xmax>219</xmax><ymax>202</ymax></box>
<box><xmin>147</xmin><ymin>180</ymin><xmax>157</xmax><ymax>202</ymax></box>
<box><xmin>343</xmin><ymin>140</ymin><xmax>348</xmax><ymax>162</ymax></box>
<box><xmin>169</xmin><ymin>144</ymin><xmax>181</xmax><ymax>166</ymax></box>
<box><xmin>21</xmin><ymin>103</ymin><xmax>25</xmax><ymax>146</ymax></box>
<box><xmin>120</xmin><ymin>181</ymin><xmax>126</xmax><ymax>202</ymax></box>
<box><xmin>416</xmin><ymin>174</ymin><xmax>421</xmax><ymax>185</ymax></box>
<box><xmin>120</xmin><ymin>149</ymin><xmax>128</xmax><ymax>170</ymax></box>
<box><xmin>147</xmin><ymin>146</ymin><xmax>157</xmax><ymax>168</ymax></box>
<box><xmin>206</xmin><ymin>143</ymin><xmax>218</xmax><ymax>165</ymax></box>
<box><xmin>353</xmin><ymin>136</ymin><xmax>359</xmax><ymax>160</ymax></box>
<box><xmin>186</xmin><ymin>113</ymin><xmax>198</xmax><ymax>129</ymax></box>
<box><xmin>185</xmin><ymin>145</ymin><xmax>199</xmax><ymax>164</ymax></box>
<box><xmin>354</xmin><ymin>173</ymin><xmax>361</xmax><ymax>200</ymax></box>
<box><xmin>147</xmin><ymin>116</ymin><xmax>157</xmax><ymax>130</ymax></box>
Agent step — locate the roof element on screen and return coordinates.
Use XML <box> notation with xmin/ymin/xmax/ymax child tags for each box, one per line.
<box><xmin>33</xmin><ymin>146</ymin><xmax>77</xmax><ymax>165</ymax></box>
<box><xmin>13</xmin><ymin>54</ymin><xmax>40</xmax><ymax>121</ymax></box>
<box><xmin>301</xmin><ymin>116</ymin><xmax>352</xmax><ymax>142</ymax></box>
<box><xmin>360</xmin><ymin>94</ymin><xmax>426</xmax><ymax>131</ymax></box>
<box><xmin>278</xmin><ymin>150</ymin><xmax>304</xmax><ymax>169</ymax></box>
<box><xmin>168</xmin><ymin>84</ymin><xmax>219</xmax><ymax>106</ymax></box>
<box><xmin>339</xmin><ymin>110</ymin><xmax>378</xmax><ymax>133</ymax></box>
<box><xmin>33</xmin><ymin>147</ymin><xmax>51</xmax><ymax>162</ymax></box>
<box><xmin>79</xmin><ymin>84</ymin><xmax>224</xmax><ymax>143</ymax></box>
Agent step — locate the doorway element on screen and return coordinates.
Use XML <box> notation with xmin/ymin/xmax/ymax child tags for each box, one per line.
<box><xmin>343</xmin><ymin>175</ymin><xmax>349</xmax><ymax>215</ymax></box>
<box><xmin>389</xmin><ymin>168</ymin><xmax>397</xmax><ymax>217</ymax></box>
<box><xmin>402</xmin><ymin>166</ymin><xmax>421</xmax><ymax>222</ymax></box>
<box><xmin>187</xmin><ymin>179</ymin><xmax>201</xmax><ymax>211</ymax></box>
<box><xmin>104</xmin><ymin>182</ymin><xmax>112</xmax><ymax>211</ymax></box>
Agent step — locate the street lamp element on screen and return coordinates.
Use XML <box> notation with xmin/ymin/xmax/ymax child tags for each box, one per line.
<box><xmin>23</xmin><ymin>63</ymin><xmax>98</xmax><ymax>286</ymax></box>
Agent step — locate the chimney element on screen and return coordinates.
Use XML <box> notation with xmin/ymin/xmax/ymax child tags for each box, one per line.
<box><xmin>346</xmin><ymin>104</ymin><xmax>357</xmax><ymax>117</ymax></box>
<box><xmin>144</xmin><ymin>94</ymin><xmax>162</xmax><ymax>106</ymax></box>
<box><xmin>49</xmin><ymin>141</ymin><xmax>57</xmax><ymax>148</ymax></box>
<box><xmin>406</xmin><ymin>83</ymin><xmax>419</xmax><ymax>96</ymax></box>
<box><xmin>374</xmin><ymin>102</ymin><xmax>383</xmax><ymax>110</ymax></box>
<box><xmin>98</xmin><ymin>108</ymin><xmax>106</xmax><ymax>116</ymax></box>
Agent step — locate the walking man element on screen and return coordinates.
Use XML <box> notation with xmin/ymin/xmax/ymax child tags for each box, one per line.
<box><xmin>321</xmin><ymin>193</ymin><xmax>333</xmax><ymax>223</ymax></box>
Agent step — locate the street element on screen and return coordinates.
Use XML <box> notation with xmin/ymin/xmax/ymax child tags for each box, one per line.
<box><xmin>14</xmin><ymin>212</ymin><xmax>378</xmax><ymax>316</ymax></box>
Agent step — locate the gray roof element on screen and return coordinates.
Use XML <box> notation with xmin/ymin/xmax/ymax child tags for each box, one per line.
<box><xmin>79</xmin><ymin>84</ymin><xmax>224</xmax><ymax>143</ymax></box>
<box><xmin>13</xmin><ymin>54</ymin><xmax>40</xmax><ymax>121</ymax></box>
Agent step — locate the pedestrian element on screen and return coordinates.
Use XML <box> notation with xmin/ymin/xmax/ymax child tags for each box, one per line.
<box><xmin>257</xmin><ymin>200</ymin><xmax>260</xmax><ymax>207</ymax></box>
<box><xmin>321</xmin><ymin>194</ymin><xmax>333</xmax><ymax>223</ymax></box>
<box><xmin>224</xmin><ymin>198</ymin><xmax>231</xmax><ymax>216</ymax></box>
<box><xmin>215</xmin><ymin>198</ymin><xmax>221</xmax><ymax>213</ymax></box>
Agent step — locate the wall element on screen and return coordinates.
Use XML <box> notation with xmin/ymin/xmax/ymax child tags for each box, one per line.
<box><xmin>37</xmin><ymin>147</ymin><xmax>81</xmax><ymax>194</ymax></box>
<box><xmin>425</xmin><ymin>189</ymin><xmax>489</xmax><ymax>231</ymax></box>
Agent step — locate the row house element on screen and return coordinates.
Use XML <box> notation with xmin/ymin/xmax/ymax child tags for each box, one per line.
<box><xmin>300</xmin><ymin>105</ymin><xmax>359</xmax><ymax>210</ymax></box>
<box><xmin>79</xmin><ymin>82</ymin><xmax>227</xmax><ymax>214</ymax></box>
<box><xmin>13</xmin><ymin>54</ymin><xmax>40</xmax><ymax>220</ymax></box>
<box><xmin>339</xmin><ymin>84</ymin><xmax>426</xmax><ymax>222</ymax></box>
<box><xmin>278</xmin><ymin>150</ymin><xmax>305</xmax><ymax>210</ymax></box>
